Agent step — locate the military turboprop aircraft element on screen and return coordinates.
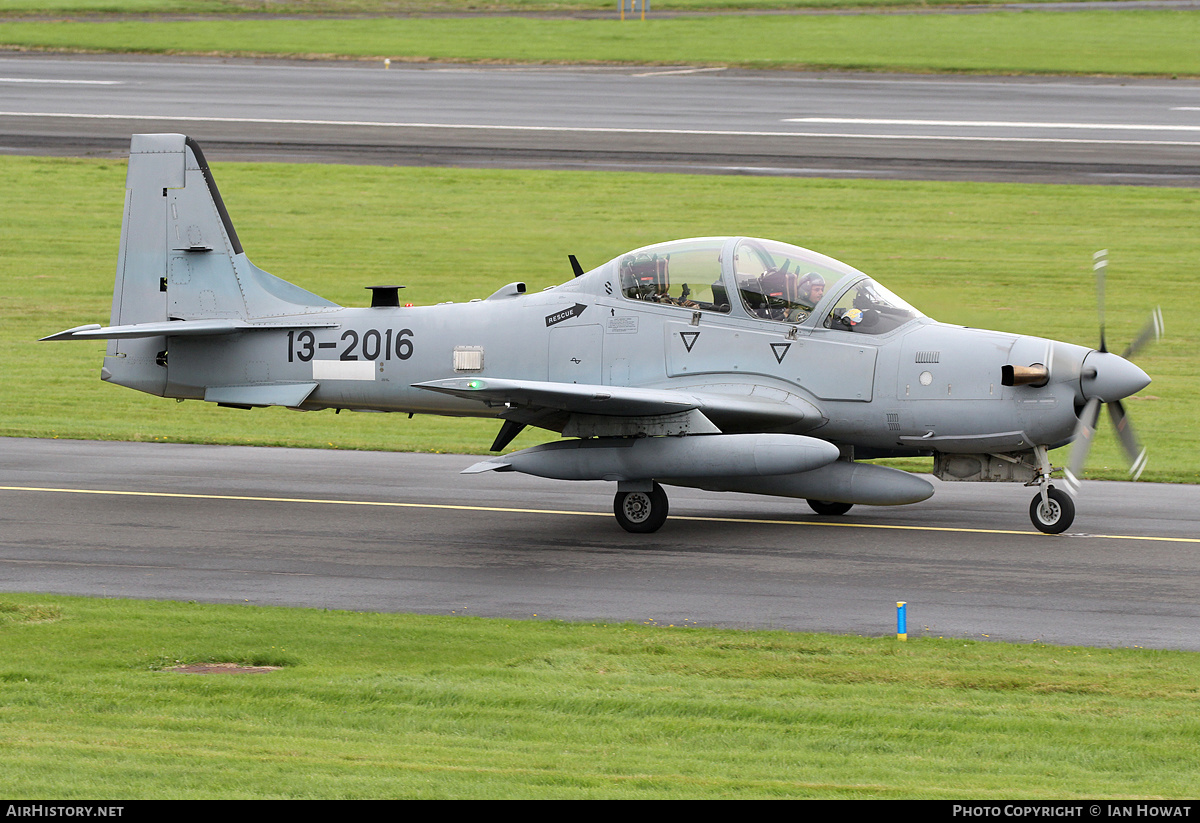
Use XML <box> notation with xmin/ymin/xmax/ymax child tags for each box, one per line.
<box><xmin>45</xmin><ymin>134</ymin><xmax>1162</xmax><ymax>534</ymax></box>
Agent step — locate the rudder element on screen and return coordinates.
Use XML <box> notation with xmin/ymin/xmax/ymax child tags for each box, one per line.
<box><xmin>104</xmin><ymin>133</ymin><xmax>189</xmax><ymax>395</ymax></box>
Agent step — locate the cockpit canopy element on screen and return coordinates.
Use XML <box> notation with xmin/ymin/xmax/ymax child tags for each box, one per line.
<box><xmin>820</xmin><ymin>276</ymin><xmax>925</xmax><ymax>335</ymax></box>
<box><xmin>618</xmin><ymin>238</ymin><xmax>731</xmax><ymax>314</ymax></box>
<box><xmin>611</xmin><ymin>237</ymin><xmax>925</xmax><ymax>334</ymax></box>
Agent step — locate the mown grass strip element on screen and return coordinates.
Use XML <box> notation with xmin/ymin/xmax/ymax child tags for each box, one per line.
<box><xmin>0</xmin><ymin>0</ymin><xmax>1154</xmax><ymax>16</ymax></box>
<box><xmin>2</xmin><ymin>10</ymin><xmax>1199</xmax><ymax>76</ymax></box>
<box><xmin>1</xmin><ymin>593</ymin><xmax>1199</xmax><ymax>798</ymax></box>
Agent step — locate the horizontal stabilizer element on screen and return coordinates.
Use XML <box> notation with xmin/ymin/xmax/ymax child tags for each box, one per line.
<box><xmin>203</xmin><ymin>383</ymin><xmax>318</xmax><ymax>408</ymax></box>
<box><xmin>42</xmin><ymin>318</ymin><xmax>340</xmax><ymax>342</ymax></box>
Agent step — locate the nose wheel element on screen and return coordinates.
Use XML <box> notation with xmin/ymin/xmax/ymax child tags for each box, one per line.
<box><xmin>614</xmin><ymin>482</ymin><xmax>669</xmax><ymax>533</ymax></box>
<box><xmin>1029</xmin><ymin>485</ymin><xmax>1075</xmax><ymax>534</ymax></box>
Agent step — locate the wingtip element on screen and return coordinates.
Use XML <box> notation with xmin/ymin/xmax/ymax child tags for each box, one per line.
<box><xmin>40</xmin><ymin>324</ymin><xmax>102</xmax><ymax>341</ymax></box>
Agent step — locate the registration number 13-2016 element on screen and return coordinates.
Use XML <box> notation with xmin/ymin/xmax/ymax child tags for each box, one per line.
<box><xmin>287</xmin><ymin>329</ymin><xmax>414</xmax><ymax>363</ymax></box>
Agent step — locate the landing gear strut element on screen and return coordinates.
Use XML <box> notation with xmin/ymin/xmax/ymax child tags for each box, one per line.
<box><xmin>614</xmin><ymin>482</ymin><xmax>669</xmax><ymax>533</ymax></box>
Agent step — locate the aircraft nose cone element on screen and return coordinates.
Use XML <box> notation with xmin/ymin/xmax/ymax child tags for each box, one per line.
<box><xmin>1080</xmin><ymin>350</ymin><xmax>1151</xmax><ymax>403</ymax></box>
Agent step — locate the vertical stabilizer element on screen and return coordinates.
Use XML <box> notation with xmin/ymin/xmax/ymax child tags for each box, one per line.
<box><xmin>103</xmin><ymin>134</ymin><xmax>337</xmax><ymax>396</ymax></box>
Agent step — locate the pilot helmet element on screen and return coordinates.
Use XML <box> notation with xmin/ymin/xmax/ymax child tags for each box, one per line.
<box><xmin>796</xmin><ymin>272</ymin><xmax>826</xmax><ymax>302</ymax></box>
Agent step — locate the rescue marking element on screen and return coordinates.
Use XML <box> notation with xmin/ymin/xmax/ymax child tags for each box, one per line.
<box><xmin>545</xmin><ymin>303</ymin><xmax>588</xmax><ymax>327</ymax></box>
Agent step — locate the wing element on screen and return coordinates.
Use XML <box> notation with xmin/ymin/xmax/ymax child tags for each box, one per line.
<box><xmin>412</xmin><ymin>376</ymin><xmax>825</xmax><ymax>445</ymax></box>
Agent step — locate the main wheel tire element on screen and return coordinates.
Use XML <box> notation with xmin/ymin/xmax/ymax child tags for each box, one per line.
<box><xmin>807</xmin><ymin>499</ymin><xmax>854</xmax><ymax>516</ymax></box>
<box><xmin>1029</xmin><ymin>485</ymin><xmax>1075</xmax><ymax>534</ymax></box>
<box><xmin>614</xmin><ymin>483</ymin><xmax>669</xmax><ymax>533</ymax></box>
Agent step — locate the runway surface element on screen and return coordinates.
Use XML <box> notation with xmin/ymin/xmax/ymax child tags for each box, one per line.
<box><xmin>4</xmin><ymin>438</ymin><xmax>1198</xmax><ymax>650</ymax></box>
<box><xmin>2</xmin><ymin>52</ymin><xmax>1200</xmax><ymax>184</ymax></box>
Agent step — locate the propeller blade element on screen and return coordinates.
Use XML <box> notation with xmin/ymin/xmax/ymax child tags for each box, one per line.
<box><xmin>1093</xmin><ymin>249</ymin><xmax>1108</xmax><ymax>354</ymax></box>
<box><xmin>1120</xmin><ymin>306</ymin><xmax>1164</xmax><ymax>360</ymax></box>
<box><xmin>1108</xmin><ymin>399</ymin><xmax>1148</xmax><ymax>480</ymax></box>
<box><xmin>1065</xmin><ymin>396</ymin><xmax>1102</xmax><ymax>494</ymax></box>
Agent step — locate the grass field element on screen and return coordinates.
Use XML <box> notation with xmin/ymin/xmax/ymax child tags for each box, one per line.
<box><xmin>2</xmin><ymin>9</ymin><xmax>1199</xmax><ymax>76</ymax></box>
<box><xmin>0</xmin><ymin>0</ymin><xmax>1151</xmax><ymax>15</ymax></box>
<box><xmin>3</xmin><ymin>155</ymin><xmax>1194</xmax><ymax>480</ymax></box>
<box><xmin>2</xmin><ymin>593</ymin><xmax>1200</xmax><ymax>798</ymax></box>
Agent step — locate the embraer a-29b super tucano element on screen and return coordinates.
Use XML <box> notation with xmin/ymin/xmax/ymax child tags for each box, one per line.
<box><xmin>45</xmin><ymin>135</ymin><xmax>1162</xmax><ymax>534</ymax></box>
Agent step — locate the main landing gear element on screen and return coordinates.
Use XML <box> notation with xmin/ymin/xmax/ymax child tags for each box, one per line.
<box><xmin>611</xmin><ymin>483</ymin><xmax>859</xmax><ymax>534</ymax></box>
<box><xmin>614</xmin><ymin>482</ymin><xmax>669</xmax><ymax>533</ymax></box>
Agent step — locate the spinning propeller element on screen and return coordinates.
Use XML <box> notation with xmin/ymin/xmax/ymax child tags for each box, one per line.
<box><xmin>1063</xmin><ymin>250</ymin><xmax>1163</xmax><ymax>493</ymax></box>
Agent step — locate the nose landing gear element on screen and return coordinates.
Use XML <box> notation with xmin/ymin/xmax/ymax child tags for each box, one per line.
<box><xmin>1029</xmin><ymin>485</ymin><xmax>1075</xmax><ymax>534</ymax></box>
<box><xmin>1028</xmin><ymin>446</ymin><xmax>1076</xmax><ymax>534</ymax></box>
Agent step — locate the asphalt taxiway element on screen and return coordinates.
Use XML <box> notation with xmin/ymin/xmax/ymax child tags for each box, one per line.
<box><xmin>4</xmin><ymin>438</ymin><xmax>1198</xmax><ymax>649</ymax></box>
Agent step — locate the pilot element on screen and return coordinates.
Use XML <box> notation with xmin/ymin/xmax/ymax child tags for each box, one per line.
<box><xmin>796</xmin><ymin>272</ymin><xmax>825</xmax><ymax>307</ymax></box>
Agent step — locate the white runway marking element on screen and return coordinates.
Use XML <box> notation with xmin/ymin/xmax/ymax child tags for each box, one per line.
<box><xmin>0</xmin><ymin>111</ymin><xmax>1198</xmax><ymax>147</ymax></box>
<box><xmin>786</xmin><ymin>117</ymin><xmax>1200</xmax><ymax>133</ymax></box>
<box><xmin>630</xmin><ymin>67</ymin><xmax>728</xmax><ymax>77</ymax></box>
<box><xmin>0</xmin><ymin>78</ymin><xmax>121</xmax><ymax>85</ymax></box>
